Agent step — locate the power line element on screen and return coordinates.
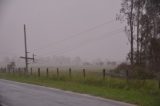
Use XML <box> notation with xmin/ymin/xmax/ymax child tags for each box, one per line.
<box><xmin>0</xmin><ymin>19</ymin><xmax>116</xmax><ymax>56</ymax></box>
<box><xmin>54</xmin><ymin>29</ymin><xmax>123</xmax><ymax>56</ymax></box>
<box><xmin>39</xmin><ymin>28</ymin><xmax>124</xmax><ymax>56</ymax></box>
<box><xmin>33</xmin><ymin>19</ymin><xmax>116</xmax><ymax>52</ymax></box>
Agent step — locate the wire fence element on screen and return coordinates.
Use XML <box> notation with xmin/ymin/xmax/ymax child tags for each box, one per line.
<box><xmin>0</xmin><ymin>67</ymin><xmax>159</xmax><ymax>89</ymax></box>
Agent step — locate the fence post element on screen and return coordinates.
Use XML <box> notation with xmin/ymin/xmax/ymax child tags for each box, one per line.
<box><xmin>1</xmin><ymin>67</ymin><xmax>2</xmax><ymax>73</ymax></box>
<box><xmin>4</xmin><ymin>68</ymin><xmax>7</xmax><ymax>72</ymax></box>
<box><xmin>23</xmin><ymin>68</ymin><xmax>26</xmax><ymax>75</ymax></box>
<box><xmin>0</xmin><ymin>67</ymin><xmax>2</xmax><ymax>72</ymax></box>
<box><xmin>46</xmin><ymin>68</ymin><xmax>49</xmax><ymax>77</ymax></box>
<box><xmin>69</xmin><ymin>68</ymin><xmax>72</xmax><ymax>79</ymax></box>
<box><xmin>1</xmin><ymin>68</ymin><xmax>3</xmax><ymax>73</ymax></box>
<box><xmin>13</xmin><ymin>69</ymin><xmax>15</xmax><ymax>74</ymax></box>
<box><xmin>126</xmin><ymin>70</ymin><xmax>129</xmax><ymax>84</ymax></box>
<box><xmin>5</xmin><ymin>68</ymin><xmax>7</xmax><ymax>73</ymax></box>
<box><xmin>30</xmin><ymin>68</ymin><xmax>32</xmax><ymax>76</ymax></box>
<box><xmin>57</xmin><ymin>68</ymin><xmax>59</xmax><ymax>78</ymax></box>
<box><xmin>18</xmin><ymin>68</ymin><xmax>21</xmax><ymax>76</ymax></box>
<box><xmin>0</xmin><ymin>67</ymin><xmax>2</xmax><ymax>73</ymax></box>
<box><xmin>38</xmin><ymin>68</ymin><xmax>40</xmax><ymax>77</ymax></box>
<box><xmin>1</xmin><ymin>67</ymin><xmax>2</xmax><ymax>72</ymax></box>
<box><xmin>83</xmin><ymin>69</ymin><xmax>86</xmax><ymax>79</ymax></box>
<box><xmin>9</xmin><ymin>68</ymin><xmax>10</xmax><ymax>74</ymax></box>
<box><xmin>103</xmin><ymin>69</ymin><xmax>106</xmax><ymax>80</ymax></box>
<box><xmin>158</xmin><ymin>73</ymin><xmax>160</xmax><ymax>89</ymax></box>
<box><xmin>158</xmin><ymin>79</ymin><xmax>160</xmax><ymax>89</ymax></box>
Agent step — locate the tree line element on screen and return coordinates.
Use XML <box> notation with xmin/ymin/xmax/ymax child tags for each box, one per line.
<box><xmin>118</xmin><ymin>0</ymin><xmax>160</xmax><ymax>78</ymax></box>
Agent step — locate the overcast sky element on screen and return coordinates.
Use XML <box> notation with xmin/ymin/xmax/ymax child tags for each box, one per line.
<box><xmin>0</xmin><ymin>0</ymin><xmax>129</xmax><ymax>62</ymax></box>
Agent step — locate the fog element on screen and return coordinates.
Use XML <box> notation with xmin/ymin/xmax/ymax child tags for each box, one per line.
<box><xmin>0</xmin><ymin>0</ymin><xmax>129</xmax><ymax>67</ymax></box>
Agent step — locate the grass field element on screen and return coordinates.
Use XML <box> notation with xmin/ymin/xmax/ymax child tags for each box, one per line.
<box><xmin>0</xmin><ymin>70</ymin><xmax>160</xmax><ymax>106</ymax></box>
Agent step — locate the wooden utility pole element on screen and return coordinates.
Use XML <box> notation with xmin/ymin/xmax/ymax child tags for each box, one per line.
<box><xmin>20</xmin><ymin>24</ymin><xmax>35</xmax><ymax>73</ymax></box>
<box><xmin>24</xmin><ymin>24</ymin><xmax>28</xmax><ymax>72</ymax></box>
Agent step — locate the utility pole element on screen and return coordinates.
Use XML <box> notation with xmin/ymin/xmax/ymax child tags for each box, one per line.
<box><xmin>24</xmin><ymin>24</ymin><xmax>28</xmax><ymax>72</ymax></box>
<box><xmin>20</xmin><ymin>24</ymin><xmax>35</xmax><ymax>73</ymax></box>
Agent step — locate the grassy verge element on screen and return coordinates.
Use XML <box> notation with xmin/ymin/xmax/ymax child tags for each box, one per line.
<box><xmin>0</xmin><ymin>72</ymin><xmax>160</xmax><ymax>106</ymax></box>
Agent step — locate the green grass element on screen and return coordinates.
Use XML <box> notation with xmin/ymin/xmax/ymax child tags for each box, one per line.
<box><xmin>0</xmin><ymin>71</ymin><xmax>160</xmax><ymax>106</ymax></box>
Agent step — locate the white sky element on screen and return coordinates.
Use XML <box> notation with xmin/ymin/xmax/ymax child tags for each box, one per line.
<box><xmin>0</xmin><ymin>0</ymin><xmax>129</xmax><ymax>62</ymax></box>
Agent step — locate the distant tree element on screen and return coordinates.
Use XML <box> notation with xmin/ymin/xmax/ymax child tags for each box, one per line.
<box><xmin>7</xmin><ymin>62</ymin><xmax>16</xmax><ymax>71</ymax></box>
<box><xmin>83</xmin><ymin>61</ymin><xmax>91</xmax><ymax>66</ymax></box>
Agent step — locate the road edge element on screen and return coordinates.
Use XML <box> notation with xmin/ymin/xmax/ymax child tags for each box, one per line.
<box><xmin>0</xmin><ymin>79</ymin><xmax>136</xmax><ymax>106</ymax></box>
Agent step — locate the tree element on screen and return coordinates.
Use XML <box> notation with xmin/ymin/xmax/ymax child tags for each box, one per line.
<box><xmin>120</xmin><ymin>0</ymin><xmax>135</xmax><ymax>65</ymax></box>
<box><xmin>7</xmin><ymin>62</ymin><xmax>16</xmax><ymax>72</ymax></box>
<box><xmin>120</xmin><ymin>0</ymin><xmax>160</xmax><ymax>81</ymax></box>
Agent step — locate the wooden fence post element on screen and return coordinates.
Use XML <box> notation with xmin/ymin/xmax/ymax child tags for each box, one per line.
<box><xmin>1</xmin><ymin>68</ymin><xmax>3</xmax><ymax>73</ymax></box>
<box><xmin>18</xmin><ymin>68</ymin><xmax>20</xmax><ymax>75</ymax></box>
<box><xmin>0</xmin><ymin>67</ymin><xmax>2</xmax><ymax>73</ymax></box>
<box><xmin>103</xmin><ymin>69</ymin><xmax>106</xmax><ymax>80</ymax></box>
<box><xmin>46</xmin><ymin>68</ymin><xmax>49</xmax><ymax>77</ymax></box>
<box><xmin>69</xmin><ymin>68</ymin><xmax>72</xmax><ymax>79</ymax></box>
<box><xmin>126</xmin><ymin>70</ymin><xmax>129</xmax><ymax>84</ymax></box>
<box><xmin>23</xmin><ymin>68</ymin><xmax>26</xmax><ymax>75</ymax></box>
<box><xmin>158</xmin><ymin>73</ymin><xmax>160</xmax><ymax>89</ymax></box>
<box><xmin>13</xmin><ymin>69</ymin><xmax>15</xmax><ymax>74</ymax></box>
<box><xmin>0</xmin><ymin>67</ymin><xmax>2</xmax><ymax>72</ymax></box>
<box><xmin>30</xmin><ymin>68</ymin><xmax>32</xmax><ymax>76</ymax></box>
<box><xmin>9</xmin><ymin>68</ymin><xmax>10</xmax><ymax>74</ymax></box>
<box><xmin>158</xmin><ymin>79</ymin><xmax>160</xmax><ymax>89</ymax></box>
<box><xmin>57</xmin><ymin>68</ymin><xmax>59</xmax><ymax>78</ymax></box>
<box><xmin>1</xmin><ymin>68</ymin><xmax>2</xmax><ymax>73</ymax></box>
<box><xmin>38</xmin><ymin>68</ymin><xmax>40</xmax><ymax>77</ymax></box>
<box><xmin>4</xmin><ymin>68</ymin><xmax>6</xmax><ymax>73</ymax></box>
<box><xmin>83</xmin><ymin>69</ymin><xmax>86</xmax><ymax>79</ymax></box>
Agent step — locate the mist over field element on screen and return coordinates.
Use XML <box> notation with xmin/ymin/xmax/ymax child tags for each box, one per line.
<box><xmin>0</xmin><ymin>0</ymin><xmax>129</xmax><ymax>68</ymax></box>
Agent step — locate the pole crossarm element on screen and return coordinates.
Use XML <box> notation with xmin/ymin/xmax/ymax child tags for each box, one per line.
<box><xmin>20</xmin><ymin>57</ymin><xmax>34</xmax><ymax>60</ymax></box>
